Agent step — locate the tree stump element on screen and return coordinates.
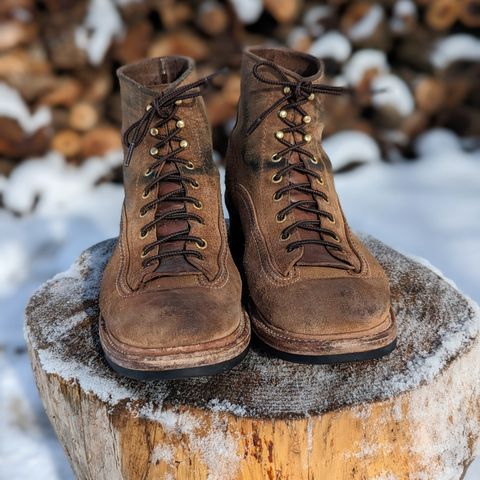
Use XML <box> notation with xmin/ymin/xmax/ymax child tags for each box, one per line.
<box><xmin>25</xmin><ymin>236</ymin><xmax>480</xmax><ymax>480</ymax></box>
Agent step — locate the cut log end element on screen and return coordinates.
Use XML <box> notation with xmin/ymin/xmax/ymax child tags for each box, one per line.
<box><xmin>25</xmin><ymin>236</ymin><xmax>480</xmax><ymax>480</ymax></box>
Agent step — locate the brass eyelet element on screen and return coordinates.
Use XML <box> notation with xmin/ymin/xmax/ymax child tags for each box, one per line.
<box><xmin>324</xmin><ymin>196</ymin><xmax>329</xmax><ymax>204</ymax></box>
<box><xmin>281</xmin><ymin>232</ymin><xmax>291</xmax><ymax>241</ymax></box>
<box><xmin>139</xmin><ymin>230</ymin><xmax>148</xmax><ymax>239</ymax></box>
<box><xmin>272</xmin><ymin>174</ymin><xmax>283</xmax><ymax>184</ymax></box>
<box><xmin>180</xmin><ymin>139</ymin><xmax>188</xmax><ymax>149</ymax></box>
<box><xmin>176</xmin><ymin>120</ymin><xmax>185</xmax><ymax>129</ymax></box>
<box><xmin>308</xmin><ymin>93</ymin><xmax>315</xmax><ymax>101</ymax></box>
<box><xmin>278</xmin><ymin>110</ymin><xmax>287</xmax><ymax>119</ymax></box>
<box><xmin>196</xmin><ymin>239</ymin><xmax>207</xmax><ymax>249</ymax></box>
<box><xmin>150</xmin><ymin>127</ymin><xmax>158</xmax><ymax>136</ymax></box>
<box><xmin>271</xmin><ymin>153</ymin><xmax>282</xmax><ymax>163</ymax></box>
<box><xmin>333</xmin><ymin>234</ymin><xmax>340</xmax><ymax>243</ymax></box>
<box><xmin>317</xmin><ymin>177</ymin><xmax>324</xmax><ymax>185</ymax></box>
<box><xmin>328</xmin><ymin>216</ymin><xmax>336</xmax><ymax>224</ymax></box>
<box><xmin>141</xmin><ymin>249</ymin><xmax>148</xmax><ymax>258</ymax></box>
<box><xmin>303</xmin><ymin>115</ymin><xmax>312</xmax><ymax>124</ymax></box>
<box><xmin>275</xmin><ymin>131</ymin><xmax>285</xmax><ymax>140</ymax></box>
<box><xmin>283</xmin><ymin>86</ymin><xmax>291</xmax><ymax>95</ymax></box>
<box><xmin>310</xmin><ymin>156</ymin><xmax>318</xmax><ymax>164</ymax></box>
<box><xmin>150</xmin><ymin>147</ymin><xmax>159</xmax><ymax>156</ymax></box>
<box><xmin>145</xmin><ymin>104</ymin><xmax>152</xmax><ymax>111</ymax></box>
<box><xmin>140</xmin><ymin>209</ymin><xmax>147</xmax><ymax>218</ymax></box>
<box><xmin>142</xmin><ymin>190</ymin><xmax>149</xmax><ymax>198</ymax></box>
<box><xmin>193</xmin><ymin>200</ymin><xmax>203</xmax><ymax>210</ymax></box>
<box><xmin>303</xmin><ymin>133</ymin><xmax>312</xmax><ymax>143</ymax></box>
<box><xmin>273</xmin><ymin>192</ymin><xmax>283</xmax><ymax>202</ymax></box>
<box><xmin>276</xmin><ymin>213</ymin><xmax>287</xmax><ymax>223</ymax></box>
<box><xmin>144</xmin><ymin>168</ymin><xmax>152</xmax><ymax>177</ymax></box>
<box><xmin>175</xmin><ymin>99</ymin><xmax>183</xmax><ymax>106</ymax></box>
<box><xmin>191</xmin><ymin>180</ymin><xmax>200</xmax><ymax>189</ymax></box>
<box><xmin>185</xmin><ymin>161</ymin><xmax>194</xmax><ymax>170</ymax></box>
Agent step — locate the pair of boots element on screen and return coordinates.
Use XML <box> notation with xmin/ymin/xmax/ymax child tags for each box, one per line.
<box><xmin>99</xmin><ymin>47</ymin><xmax>396</xmax><ymax>380</ymax></box>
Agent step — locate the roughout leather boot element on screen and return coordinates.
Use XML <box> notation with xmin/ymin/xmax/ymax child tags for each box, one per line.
<box><xmin>225</xmin><ymin>47</ymin><xmax>396</xmax><ymax>363</ymax></box>
<box><xmin>99</xmin><ymin>57</ymin><xmax>250</xmax><ymax>380</ymax></box>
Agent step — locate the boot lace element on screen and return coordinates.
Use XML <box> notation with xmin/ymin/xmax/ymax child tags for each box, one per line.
<box><xmin>122</xmin><ymin>71</ymin><xmax>221</xmax><ymax>269</ymax></box>
<box><xmin>247</xmin><ymin>60</ymin><xmax>353</xmax><ymax>265</ymax></box>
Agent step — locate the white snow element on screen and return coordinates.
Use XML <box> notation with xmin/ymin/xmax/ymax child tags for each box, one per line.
<box><xmin>228</xmin><ymin>0</ymin><xmax>263</xmax><ymax>24</ymax></box>
<box><xmin>303</xmin><ymin>6</ymin><xmax>333</xmax><ymax>37</ymax></box>
<box><xmin>390</xmin><ymin>0</ymin><xmax>417</xmax><ymax>33</ymax></box>
<box><xmin>308</xmin><ymin>31</ymin><xmax>352</xmax><ymax>63</ymax></box>
<box><xmin>322</xmin><ymin>130</ymin><xmax>382</xmax><ymax>170</ymax></box>
<box><xmin>394</xmin><ymin>0</ymin><xmax>416</xmax><ymax>17</ymax></box>
<box><xmin>75</xmin><ymin>0</ymin><xmax>124</xmax><ymax>65</ymax></box>
<box><xmin>430</xmin><ymin>34</ymin><xmax>480</xmax><ymax>69</ymax></box>
<box><xmin>343</xmin><ymin>49</ymin><xmax>388</xmax><ymax>85</ymax></box>
<box><xmin>371</xmin><ymin>73</ymin><xmax>415</xmax><ymax>116</ymax></box>
<box><xmin>1</xmin><ymin>126</ymin><xmax>480</xmax><ymax>478</ymax></box>
<box><xmin>0</xmin><ymin>82</ymin><xmax>51</xmax><ymax>134</ymax></box>
<box><xmin>286</xmin><ymin>26</ymin><xmax>309</xmax><ymax>49</ymax></box>
<box><xmin>347</xmin><ymin>5</ymin><xmax>385</xmax><ymax>41</ymax></box>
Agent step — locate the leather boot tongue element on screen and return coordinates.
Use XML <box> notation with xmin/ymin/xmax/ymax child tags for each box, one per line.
<box><xmin>148</xmin><ymin>79</ymin><xmax>198</xmax><ymax>276</ymax></box>
<box><xmin>288</xmin><ymin>149</ymin><xmax>345</xmax><ymax>267</ymax></box>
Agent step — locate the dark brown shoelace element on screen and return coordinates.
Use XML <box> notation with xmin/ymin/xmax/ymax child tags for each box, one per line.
<box><xmin>247</xmin><ymin>60</ymin><xmax>353</xmax><ymax>264</ymax></box>
<box><xmin>123</xmin><ymin>71</ymin><xmax>222</xmax><ymax>268</ymax></box>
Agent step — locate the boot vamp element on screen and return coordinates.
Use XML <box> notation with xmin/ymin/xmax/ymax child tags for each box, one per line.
<box><xmin>103</xmin><ymin>285</ymin><xmax>243</xmax><ymax>350</ymax></box>
<box><xmin>255</xmin><ymin>275</ymin><xmax>391</xmax><ymax>337</ymax></box>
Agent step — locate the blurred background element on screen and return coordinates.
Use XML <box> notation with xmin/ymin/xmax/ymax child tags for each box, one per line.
<box><xmin>0</xmin><ymin>0</ymin><xmax>478</xmax><ymax>478</ymax></box>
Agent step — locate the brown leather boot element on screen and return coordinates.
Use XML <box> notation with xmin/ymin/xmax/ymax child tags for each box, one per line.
<box><xmin>225</xmin><ymin>47</ymin><xmax>396</xmax><ymax>363</ymax></box>
<box><xmin>99</xmin><ymin>57</ymin><xmax>250</xmax><ymax>380</ymax></box>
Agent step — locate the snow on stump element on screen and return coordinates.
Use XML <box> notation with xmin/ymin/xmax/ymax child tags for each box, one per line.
<box><xmin>25</xmin><ymin>236</ymin><xmax>480</xmax><ymax>480</ymax></box>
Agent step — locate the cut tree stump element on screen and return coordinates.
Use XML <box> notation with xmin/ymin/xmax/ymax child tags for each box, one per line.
<box><xmin>25</xmin><ymin>236</ymin><xmax>480</xmax><ymax>480</ymax></box>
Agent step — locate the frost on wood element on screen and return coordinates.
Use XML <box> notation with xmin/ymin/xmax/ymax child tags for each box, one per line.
<box><xmin>24</xmin><ymin>235</ymin><xmax>480</xmax><ymax>479</ymax></box>
<box><xmin>25</xmin><ymin>235</ymin><xmax>480</xmax><ymax>418</ymax></box>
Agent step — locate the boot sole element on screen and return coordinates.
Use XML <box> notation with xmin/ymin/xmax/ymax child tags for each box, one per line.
<box><xmin>103</xmin><ymin>347</ymin><xmax>249</xmax><ymax>381</ymax></box>
<box><xmin>250</xmin><ymin>303</ymin><xmax>397</xmax><ymax>364</ymax></box>
<box><xmin>99</xmin><ymin>312</ymin><xmax>251</xmax><ymax>381</ymax></box>
<box><xmin>253</xmin><ymin>333</ymin><xmax>397</xmax><ymax>364</ymax></box>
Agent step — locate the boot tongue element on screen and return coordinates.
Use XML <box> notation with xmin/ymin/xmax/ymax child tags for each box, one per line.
<box><xmin>148</xmin><ymin>71</ymin><xmax>198</xmax><ymax>276</ymax></box>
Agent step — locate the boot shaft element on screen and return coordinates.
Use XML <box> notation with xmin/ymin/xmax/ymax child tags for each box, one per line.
<box><xmin>116</xmin><ymin>57</ymin><xmax>226</xmax><ymax>288</ymax></box>
<box><xmin>226</xmin><ymin>47</ymin><xmax>361</xmax><ymax>273</ymax></box>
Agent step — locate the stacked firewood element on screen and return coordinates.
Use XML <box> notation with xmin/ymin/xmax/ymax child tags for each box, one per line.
<box><xmin>0</xmin><ymin>0</ymin><xmax>478</xmax><ymax>173</ymax></box>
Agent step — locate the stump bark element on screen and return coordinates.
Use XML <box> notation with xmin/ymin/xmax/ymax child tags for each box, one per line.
<box><xmin>25</xmin><ymin>236</ymin><xmax>480</xmax><ymax>480</ymax></box>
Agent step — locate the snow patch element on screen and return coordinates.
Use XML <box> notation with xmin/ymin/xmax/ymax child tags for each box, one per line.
<box><xmin>2</xmin><ymin>150</ymin><xmax>122</xmax><ymax>215</ymax></box>
<box><xmin>431</xmin><ymin>34</ymin><xmax>480</xmax><ymax>69</ymax></box>
<box><xmin>414</xmin><ymin>128</ymin><xmax>461</xmax><ymax>156</ymax></box>
<box><xmin>0</xmin><ymin>82</ymin><xmax>51</xmax><ymax>134</ymax></box>
<box><xmin>75</xmin><ymin>0</ymin><xmax>124</xmax><ymax>65</ymax></box>
<box><xmin>348</xmin><ymin>5</ymin><xmax>384</xmax><ymax>41</ymax></box>
<box><xmin>150</xmin><ymin>444</ymin><xmax>174</xmax><ymax>465</ymax></box>
<box><xmin>322</xmin><ymin>130</ymin><xmax>381</xmax><ymax>169</ymax></box>
<box><xmin>391</xmin><ymin>0</ymin><xmax>417</xmax><ymax>33</ymax></box>
<box><xmin>372</xmin><ymin>74</ymin><xmax>415</xmax><ymax>116</ymax></box>
<box><xmin>303</xmin><ymin>6</ymin><xmax>333</xmax><ymax>37</ymax></box>
<box><xmin>343</xmin><ymin>49</ymin><xmax>388</xmax><ymax>85</ymax></box>
<box><xmin>228</xmin><ymin>0</ymin><xmax>262</xmax><ymax>24</ymax></box>
<box><xmin>309</xmin><ymin>31</ymin><xmax>352</xmax><ymax>63</ymax></box>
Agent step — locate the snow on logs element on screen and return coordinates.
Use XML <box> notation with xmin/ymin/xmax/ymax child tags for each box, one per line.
<box><xmin>25</xmin><ymin>236</ymin><xmax>480</xmax><ymax>480</ymax></box>
<box><xmin>0</xmin><ymin>0</ymin><xmax>478</xmax><ymax>169</ymax></box>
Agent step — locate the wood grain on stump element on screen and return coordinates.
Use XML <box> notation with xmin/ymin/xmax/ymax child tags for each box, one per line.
<box><xmin>25</xmin><ymin>236</ymin><xmax>480</xmax><ymax>480</ymax></box>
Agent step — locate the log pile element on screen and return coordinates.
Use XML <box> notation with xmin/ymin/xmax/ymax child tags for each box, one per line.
<box><xmin>0</xmin><ymin>0</ymin><xmax>478</xmax><ymax>173</ymax></box>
